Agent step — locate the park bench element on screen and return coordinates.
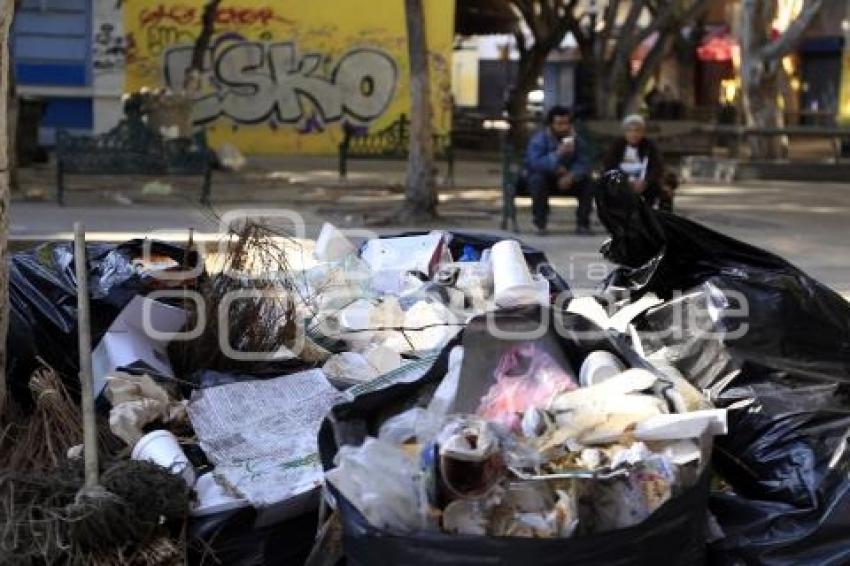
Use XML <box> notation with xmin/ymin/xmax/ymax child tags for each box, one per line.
<box><xmin>696</xmin><ymin>124</ymin><xmax>850</xmax><ymax>161</ymax></box>
<box><xmin>338</xmin><ymin>114</ymin><xmax>455</xmax><ymax>185</ymax></box>
<box><xmin>500</xmin><ymin>121</ymin><xmax>603</xmax><ymax>233</ymax></box>
<box><xmin>56</xmin><ymin>113</ymin><xmax>213</xmax><ymax>206</ymax></box>
<box><xmin>584</xmin><ymin>120</ymin><xmax>713</xmax><ymax>160</ymax></box>
<box><xmin>501</xmin><ymin>120</ymin><xmax>694</xmax><ymax>232</ymax></box>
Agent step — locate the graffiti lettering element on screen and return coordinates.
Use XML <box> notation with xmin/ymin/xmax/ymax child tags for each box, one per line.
<box><xmin>141</xmin><ymin>5</ymin><xmax>196</xmax><ymax>27</ymax></box>
<box><xmin>146</xmin><ymin>26</ymin><xmax>196</xmax><ymax>57</ymax></box>
<box><xmin>93</xmin><ymin>22</ymin><xmax>126</xmax><ymax>72</ymax></box>
<box><xmin>140</xmin><ymin>5</ymin><xmax>282</xmax><ymax>28</ymax></box>
<box><xmin>163</xmin><ymin>42</ymin><xmax>398</xmax><ymax>127</ymax></box>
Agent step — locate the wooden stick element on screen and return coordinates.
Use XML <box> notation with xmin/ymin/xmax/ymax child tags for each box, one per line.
<box><xmin>74</xmin><ymin>222</ymin><xmax>99</xmax><ymax>489</ymax></box>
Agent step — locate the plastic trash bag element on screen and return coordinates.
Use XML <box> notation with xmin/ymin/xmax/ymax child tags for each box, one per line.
<box><xmin>597</xmin><ymin>170</ymin><xmax>850</xmax><ymax>383</ymax></box>
<box><xmin>477</xmin><ymin>342</ymin><xmax>577</xmax><ymax>430</ymax></box>
<box><xmin>188</xmin><ymin>506</ymin><xmax>319</xmax><ymax>566</ymax></box>
<box><xmin>321</xmin><ymin>306</ymin><xmax>711</xmax><ymax>566</ymax></box>
<box><xmin>594</xmin><ymin>172</ymin><xmax>850</xmax><ymax>564</ymax></box>
<box><xmin>326</xmin><ymin>437</ymin><xmax>423</xmax><ymax>532</ymax></box>
<box><xmin>709</xmin><ymin>369</ymin><xmax>850</xmax><ymax>565</ymax></box>
<box><xmin>8</xmin><ymin>239</ymin><xmax>197</xmax><ymax>406</ymax></box>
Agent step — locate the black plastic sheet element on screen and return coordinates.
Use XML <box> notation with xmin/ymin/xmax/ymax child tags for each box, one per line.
<box><xmin>7</xmin><ymin>239</ymin><xmax>196</xmax><ymax>406</ymax></box>
<box><xmin>597</xmin><ymin>170</ymin><xmax>850</xmax><ymax>383</ymax></box>
<box><xmin>189</xmin><ymin>507</ymin><xmax>319</xmax><ymax>566</ymax></box>
<box><xmin>710</xmin><ymin>370</ymin><xmax>850</xmax><ymax>565</ymax></box>
<box><xmin>594</xmin><ymin>172</ymin><xmax>850</xmax><ymax>565</ymax></box>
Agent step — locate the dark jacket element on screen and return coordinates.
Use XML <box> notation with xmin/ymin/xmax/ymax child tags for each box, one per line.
<box><xmin>603</xmin><ymin>137</ymin><xmax>664</xmax><ymax>186</ymax></box>
<box><xmin>524</xmin><ymin>128</ymin><xmax>591</xmax><ymax>179</ymax></box>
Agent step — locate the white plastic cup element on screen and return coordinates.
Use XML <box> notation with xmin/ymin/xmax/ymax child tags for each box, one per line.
<box><xmin>131</xmin><ymin>429</ymin><xmax>196</xmax><ymax>487</ymax></box>
<box><xmin>579</xmin><ymin>350</ymin><xmax>627</xmax><ymax>387</ymax></box>
<box><xmin>191</xmin><ymin>472</ymin><xmax>250</xmax><ymax>517</ymax></box>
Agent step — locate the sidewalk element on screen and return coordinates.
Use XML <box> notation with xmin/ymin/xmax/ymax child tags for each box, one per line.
<box><xmin>16</xmin><ymin>155</ymin><xmax>504</xmax><ymax>206</ymax></box>
<box><xmin>10</xmin><ymin>157</ymin><xmax>850</xmax><ymax>296</ymax></box>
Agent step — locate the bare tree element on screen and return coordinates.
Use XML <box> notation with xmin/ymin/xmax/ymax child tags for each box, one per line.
<box><xmin>400</xmin><ymin>0</ymin><xmax>437</xmax><ymax>221</ymax></box>
<box><xmin>739</xmin><ymin>0</ymin><xmax>823</xmax><ymax>159</ymax></box>
<box><xmin>506</xmin><ymin>0</ymin><xmax>574</xmax><ymax>145</ymax></box>
<box><xmin>506</xmin><ymin>0</ymin><xmax>710</xmax><ymax>138</ymax></box>
<box><xmin>569</xmin><ymin>0</ymin><xmax>711</xmax><ymax>119</ymax></box>
<box><xmin>0</xmin><ymin>0</ymin><xmax>15</xmax><ymax>412</ymax></box>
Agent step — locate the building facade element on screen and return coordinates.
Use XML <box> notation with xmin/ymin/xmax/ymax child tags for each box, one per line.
<box><xmin>14</xmin><ymin>0</ymin><xmax>456</xmax><ymax>154</ymax></box>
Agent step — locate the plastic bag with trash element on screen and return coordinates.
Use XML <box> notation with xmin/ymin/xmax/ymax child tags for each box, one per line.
<box><xmin>596</xmin><ymin>170</ymin><xmax>850</xmax><ymax>384</ymax></box>
<box><xmin>8</xmin><ymin>239</ymin><xmax>198</xmax><ymax>405</ymax></box>
<box><xmin>322</xmin><ymin>306</ymin><xmax>712</xmax><ymax>566</ymax></box>
<box><xmin>594</xmin><ymin>171</ymin><xmax>850</xmax><ymax>564</ymax></box>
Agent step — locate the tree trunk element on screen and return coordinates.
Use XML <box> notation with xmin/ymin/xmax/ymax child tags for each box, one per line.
<box><xmin>6</xmin><ymin>45</ymin><xmax>15</xmax><ymax>193</ymax></box>
<box><xmin>0</xmin><ymin>0</ymin><xmax>15</xmax><ymax>413</ymax></box>
<box><xmin>624</xmin><ymin>33</ymin><xmax>676</xmax><ymax>116</ymax></box>
<box><xmin>506</xmin><ymin>45</ymin><xmax>548</xmax><ymax>149</ymax></box>
<box><xmin>184</xmin><ymin>0</ymin><xmax>220</xmax><ymax>96</ymax></box>
<box><xmin>739</xmin><ymin>0</ymin><xmax>822</xmax><ymax>159</ymax></box>
<box><xmin>594</xmin><ymin>67</ymin><xmax>619</xmax><ymax>120</ymax></box>
<box><xmin>400</xmin><ymin>0</ymin><xmax>437</xmax><ymax>221</ymax></box>
<box><xmin>743</xmin><ymin>67</ymin><xmax>786</xmax><ymax>158</ymax></box>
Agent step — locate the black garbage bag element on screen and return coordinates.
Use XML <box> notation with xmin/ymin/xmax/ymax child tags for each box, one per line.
<box><xmin>594</xmin><ymin>172</ymin><xmax>850</xmax><ymax>564</ymax></box>
<box><xmin>7</xmin><ymin>239</ymin><xmax>197</xmax><ymax>406</ymax></box>
<box><xmin>320</xmin><ymin>306</ymin><xmax>711</xmax><ymax>566</ymax></box>
<box><xmin>709</xmin><ymin>369</ymin><xmax>850</xmax><ymax>565</ymax></box>
<box><xmin>189</xmin><ymin>507</ymin><xmax>319</xmax><ymax>566</ymax></box>
<box><xmin>596</xmin><ymin>170</ymin><xmax>850</xmax><ymax>383</ymax></box>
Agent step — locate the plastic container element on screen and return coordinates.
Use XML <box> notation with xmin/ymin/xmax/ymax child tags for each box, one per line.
<box><xmin>131</xmin><ymin>429</ymin><xmax>196</xmax><ymax>487</ymax></box>
<box><xmin>578</xmin><ymin>350</ymin><xmax>627</xmax><ymax>387</ymax></box>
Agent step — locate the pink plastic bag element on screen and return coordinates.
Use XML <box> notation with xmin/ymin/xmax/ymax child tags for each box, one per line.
<box><xmin>477</xmin><ymin>343</ymin><xmax>576</xmax><ymax>430</ymax></box>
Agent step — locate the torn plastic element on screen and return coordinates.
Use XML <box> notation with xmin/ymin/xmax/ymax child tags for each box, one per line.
<box><xmin>597</xmin><ymin>170</ymin><xmax>850</xmax><ymax>384</ymax></box>
<box><xmin>595</xmin><ymin>171</ymin><xmax>850</xmax><ymax>564</ymax></box>
<box><xmin>325</xmin><ymin>437</ymin><xmax>423</xmax><ymax>532</ymax></box>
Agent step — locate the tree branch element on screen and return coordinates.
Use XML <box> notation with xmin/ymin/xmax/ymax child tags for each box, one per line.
<box><xmin>609</xmin><ymin>0</ymin><xmax>645</xmax><ymax>79</ymax></box>
<box><xmin>510</xmin><ymin>0</ymin><xmax>540</xmax><ymax>40</ymax></box>
<box><xmin>760</xmin><ymin>0</ymin><xmax>823</xmax><ymax>62</ymax></box>
<box><xmin>599</xmin><ymin>0</ymin><xmax>621</xmax><ymax>50</ymax></box>
<box><xmin>632</xmin><ymin>30</ymin><xmax>674</xmax><ymax>96</ymax></box>
<box><xmin>513</xmin><ymin>29</ymin><xmax>528</xmax><ymax>57</ymax></box>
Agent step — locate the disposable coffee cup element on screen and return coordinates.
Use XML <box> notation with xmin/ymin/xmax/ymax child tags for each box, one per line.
<box><xmin>579</xmin><ymin>350</ymin><xmax>626</xmax><ymax>387</ymax></box>
<box><xmin>131</xmin><ymin>429</ymin><xmax>196</xmax><ymax>487</ymax></box>
<box><xmin>191</xmin><ymin>472</ymin><xmax>250</xmax><ymax>517</ymax></box>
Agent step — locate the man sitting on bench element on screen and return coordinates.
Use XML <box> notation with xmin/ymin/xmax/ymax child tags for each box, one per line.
<box><xmin>523</xmin><ymin>106</ymin><xmax>593</xmax><ymax>236</ymax></box>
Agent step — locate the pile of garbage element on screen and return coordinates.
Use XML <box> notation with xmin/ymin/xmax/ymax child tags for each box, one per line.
<box><xmin>2</xmin><ymin>171</ymin><xmax>850</xmax><ymax>565</ymax></box>
<box><xmin>0</xmin><ymin>220</ymin><xmax>569</xmax><ymax>565</ymax></box>
<box><xmin>327</xmin><ymin>334</ymin><xmax>723</xmax><ymax>539</ymax></box>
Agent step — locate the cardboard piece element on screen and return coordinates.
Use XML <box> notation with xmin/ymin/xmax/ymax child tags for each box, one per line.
<box><xmin>92</xmin><ymin>296</ymin><xmax>187</xmax><ymax>397</ymax></box>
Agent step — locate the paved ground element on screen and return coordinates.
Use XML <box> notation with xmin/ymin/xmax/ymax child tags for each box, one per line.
<box><xmin>10</xmin><ymin>157</ymin><xmax>850</xmax><ymax>298</ymax></box>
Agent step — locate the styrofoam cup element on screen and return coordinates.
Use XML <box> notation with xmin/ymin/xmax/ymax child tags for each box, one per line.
<box><xmin>191</xmin><ymin>472</ymin><xmax>250</xmax><ymax>517</ymax></box>
<box><xmin>131</xmin><ymin>429</ymin><xmax>196</xmax><ymax>487</ymax></box>
<box><xmin>579</xmin><ymin>350</ymin><xmax>627</xmax><ymax>387</ymax></box>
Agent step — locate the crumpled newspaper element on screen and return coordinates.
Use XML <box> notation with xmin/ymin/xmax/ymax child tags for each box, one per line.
<box><xmin>105</xmin><ymin>371</ymin><xmax>187</xmax><ymax>446</ymax></box>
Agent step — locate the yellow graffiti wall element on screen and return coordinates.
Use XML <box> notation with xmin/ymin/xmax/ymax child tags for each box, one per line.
<box><xmin>123</xmin><ymin>0</ymin><xmax>455</xmax><ymax>154</ymax></box>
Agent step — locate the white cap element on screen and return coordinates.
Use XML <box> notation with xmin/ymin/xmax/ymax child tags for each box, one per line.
<box><xmin>622</xmin><ymin>114</ymin><xmax>646</xmax><ymax>129</ymax></box>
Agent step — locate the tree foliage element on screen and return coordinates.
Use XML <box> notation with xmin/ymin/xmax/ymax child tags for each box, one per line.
<box><xmin>504</xmin><ymin>0</ymin><xmax>711</xmax><ymax>139</ymax></box>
